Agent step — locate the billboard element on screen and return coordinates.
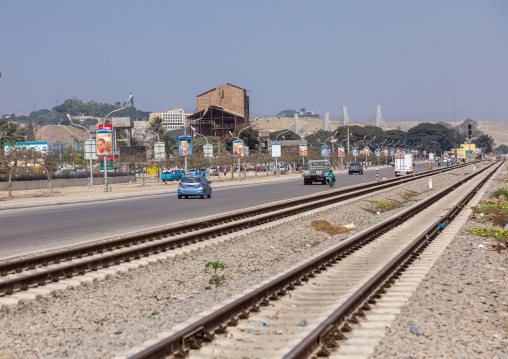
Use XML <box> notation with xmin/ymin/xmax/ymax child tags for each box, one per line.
<box><xmin>95</xmin><ymin>130</ymin><xmax>114</xmax><ymax>156</ymax></box>
<box><xmin>84</xmin><ymin>139</ymin><xmax>97</xmax><ymax>160</ymax></box>
<box><xmin>338</xmin><ymin>146</ymin><xmax>345</xmax><ymax>157</ymax></box>
<box><xmin>390</xmin><ymin>149</ymin><xmax>395</xmax><ymax>156</ymax></box>
<box><xmin>271</xmin><ymin>142</ymin><xmax>282</xmax><ymax>157</ymax></box>
<box><xmin>321</xmin><ymin>145</ymin><xmax>330</xmax><ymax>157</ymax></box>
<box><xmin>375</xmin><ymin>149</ymin><xmax>381</xmax><ymax>157</ymax></box>
<box><xmin>154</xmin><ymin>142</ymin><xmax>166</xmax><ymax>160</ymax></box>
<box><xmin>383</xmin><ymin>149</ymin><xmax>389</xmax><ymax>157</ymax></box>
<box><xmin>352</xmin><ymin>147</ymin><xmax>359</xmax><ymax>157</ymax></box>
<box><xmin>178</xmin><ymin>135</ymin><xmax>192</xmax><ymax>157</ymax></box>
<box><xmin>111</xmin><ymin>117</ymin><xmax>133</xmax><ymax>128</ymax></box>
<box><xmin>363</xmin><ymin>147</ymin><xmax>370</xmax><ymax>157</ymax></box>
<box><xmin>3</xmin><ymin>141</ymin><xmax>57</xmax><ymax>155</ymax></box>
<box><xmin>203</xmin><ymin>144</ymin><xmax>213</xmax><ymax>158</ymax></box>
<box><xmin>299</xmin><ymin>144</ymin><xmax>308</xmax><ymax>157</ymax></box>
<box><xmin>232</xmin><ymin>140</ymin><xmax>245</xmax><ymax>158</ymax></box>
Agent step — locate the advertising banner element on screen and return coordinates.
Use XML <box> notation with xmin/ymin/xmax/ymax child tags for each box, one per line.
<box><xmin>321</xmin><ymin>145</ymin><xmax>330</xmax><ymax>157</ymax></box>
<box><xmin>352</xmin><ymin>147</ymin><xmax>359</xmax><ymax>157</ymax></box>
<box><xmin>429</xmin><ymin>153</ymin><xmax>435</xmax><ymax>160</ymax></box>
<box><xmin>299</xmin><ymin>144</ymin><xmax>308</xmax><ymax>157</ymax></box>
<box><xmin>363</xmin><ymin>147</ymin><xmax>370</xmax><ymax>157</ymax></box>
<box><xmin>178</xmin><ymin>135</ymin><xmax>192</xmax><ymax>157</ymax></box>
<box><xmin>337</xmin><ymin>146</ymin><xmax>345</xmax><ymax>157</ymax></box>
<box><xmin>390</xmin><ymin>149</ymin><xmax>395</xmax><ymax>156</ymax></box>
<box><xmin>3</xmin><ymin>141</ymin><xmax>56</xmax><ymax>155</ymax></box>
<box><xmin>423</xmin><ymin>150</ymin><xmax>427</xmax><ymax>156</ymax></box>
<box><xmin>375</xmin><ymin>149</ymin><xmax>381</xmax><ymax>157</ymax></box>
<box><xmin>95</xmin><ymin>130</ymin><xmax>114</xmax><ymax>156</ymax></box>
<box><xmin>232</xmin><ymin>140</ymin><xmax>245</xmax><ymax>158</ymax></box>
<box><xmin>383</xmin><ymin>149</ymin><xmax>389</xmax><ymax>157</ymax></box>
<box><xmin>271</xmin><ymin>142</ymin><xmax>282</xmax><ymax>157</ymax></box>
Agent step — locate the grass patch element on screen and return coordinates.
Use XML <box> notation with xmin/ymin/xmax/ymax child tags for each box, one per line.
<box><xmin>471</xmin><ymin>201</ymin><xmax>508</xmax><ymax>227</ymax></box>
<box><xmin>362</xmin><ymin>190</ymin><xmax>423</xmax><ymax>214</ymax></box>
<box><xmin>307</xmin><ymin>220</ymin><xmax>354</xmax><ymax>235</ymax></box>
<box><xmin>465</xmin><ymin>227</ymin><xmax>508</xmax><ymax>244</ymax></box>
<box><xmin>491</xmin><ymin>188</ymin><xmax>508</xmax><ymax>199</ymax></box>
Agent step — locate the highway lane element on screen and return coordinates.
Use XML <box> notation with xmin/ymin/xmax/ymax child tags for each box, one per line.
<box><xmin>0</xmin><ymin>164</ymin><xmax>429</xmax><ymax>260</ymax></box>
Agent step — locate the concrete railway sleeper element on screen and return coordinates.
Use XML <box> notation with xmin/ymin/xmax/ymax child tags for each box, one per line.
<box><xmin>0</xmin><ymin>163</ymin><xmax>470</xmax><ymax>278</ymax></box>
<box><xmin>121</xmin><ymin>161</ymin><xmax>501</xmax><ymax>359</ymax></box>
<box><xmin>0</xmin><ymin>163</ymin><xmax>478</xmax><ymax>297</ymax></box>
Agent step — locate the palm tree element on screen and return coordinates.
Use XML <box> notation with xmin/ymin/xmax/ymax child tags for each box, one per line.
<box><xmin>149</xmin><ymin>116</ymin><xmax>165</xmax><ymax>137</ymax></box>
<box><xmin>473</xmin><ymin>134</ymin><xmax>495</xmax><ymax>153</ymax></box>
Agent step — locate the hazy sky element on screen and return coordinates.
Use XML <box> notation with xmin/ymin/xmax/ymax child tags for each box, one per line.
<box><xmin>1</xmin><ymin>0</ymin><xmax>507</xmax><ymax>123</ymax></box>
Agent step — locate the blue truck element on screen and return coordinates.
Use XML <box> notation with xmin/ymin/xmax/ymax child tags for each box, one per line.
<box><xmin>161</xmin><ymin>169</ymin><xmax>185</xmax><ymax>181</ymax></box>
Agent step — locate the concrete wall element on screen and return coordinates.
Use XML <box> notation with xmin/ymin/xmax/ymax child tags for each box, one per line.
<box><xmin>0</xmin><ymin>176</ymin><xmax>131</xmax><ymax>191</ymax></box>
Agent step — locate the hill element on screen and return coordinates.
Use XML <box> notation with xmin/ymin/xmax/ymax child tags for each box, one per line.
<box><xmin>253</xmin><ymin>117</ymin><xmax>508</xmax><ymax>146</ymax></box>
<box><xmin>36</xmin><ymin>125</ymin><xmax>89</xmax><ymax>143</ymax></box>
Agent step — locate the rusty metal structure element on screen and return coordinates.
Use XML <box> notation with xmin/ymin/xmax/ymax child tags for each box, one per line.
<box><xmin>186</xmin><ymin>83</ymin><xmax>249</xmax><ymax>138</ymax></box>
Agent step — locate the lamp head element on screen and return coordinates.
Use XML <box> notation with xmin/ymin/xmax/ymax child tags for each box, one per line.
<box><xmin>127</xmin><ymin>94</ymin><xmax>134</xmax><ymax>105</ymax></box>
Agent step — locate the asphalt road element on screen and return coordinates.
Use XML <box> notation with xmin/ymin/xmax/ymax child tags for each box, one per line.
<box><xmin>0</xmin><ymin>164</ymin><xmax>429</xmax><ymax>260</ymax></box>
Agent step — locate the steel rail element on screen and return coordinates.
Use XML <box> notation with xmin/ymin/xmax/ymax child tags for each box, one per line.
<box><xmin>0</xmin><ymin>162</ymin><xmax>471</xmax><ymax>279</ymax></box>
<box><xmin>0</xmin><ymin>163</ymin><xmax>474</xmax><ymax>296</ymax></box>
<box><xmin>126</xmin><ymin>161</ymin><xmax>498</xmax><ymax>359</ymax></box>
<box><xmin>284</xmin><ymin>161</ymin><xmax>502</xmax><ymax>358</ymax></box>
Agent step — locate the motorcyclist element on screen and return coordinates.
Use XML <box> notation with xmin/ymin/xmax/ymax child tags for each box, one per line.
<box><xmin>327</xmin><ymin>170</ymin><xmax>336</xmax><ymax>186</ymax></box>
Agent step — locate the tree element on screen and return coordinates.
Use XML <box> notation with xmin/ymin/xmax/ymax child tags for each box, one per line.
<box><xmin>37</xmin><ymin>145</ymin><xmax>73</xmax><ymax>193</ymax></box>
<box><xmin>225</xmin><ymin>124</ymin><xmax>259</xmax><ymax>151</ymax></box>
<box><xmin>473</xmin><ymin>134</ymin><xmax>495</xmax><ymax>153</ymax></box>
<box><xmin>1</xmin><ymin>146</ymin><xmax>37</xmax><ymax>198</ymax></box>
<box><xmin>497</xmin><ymin>144</ymin><xmax>508</xmax><ymax>154</ymax></box>
<box><xmin>456</xmin><ymin>118</ymin><xmax>482</xmax><ymax>138</ymax></box>
<box><xmin>26</xmin><ymin>120</ymin><xmax>36</xmax><ymax>141</ymax></box>
<box><xmin>149</xmin><ymin>116</ymin><xmax>165</xmax><ymax>137</ymax></box>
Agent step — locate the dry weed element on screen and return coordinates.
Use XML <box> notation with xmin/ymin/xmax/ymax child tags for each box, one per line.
<box><xmin>307</xmin><ymin>220</ymin><xmax>353</xmax><ymax>235</ymax></box>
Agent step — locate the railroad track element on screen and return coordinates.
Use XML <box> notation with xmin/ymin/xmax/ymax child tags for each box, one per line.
<box><xmin>119</xmin><ymin>161</ymin><xmax>501</xmax><ymax>359</ymax></box>
<box><xmin>0</xmin><ymin>162</ymin><xmax>476</xmax><ymax>297</ymax></box>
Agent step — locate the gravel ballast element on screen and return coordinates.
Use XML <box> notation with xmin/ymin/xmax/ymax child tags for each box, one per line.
<box><xmin>371</xmin><ymin>162</ymin><xmax>508</xmax><ymax>359</ymax></box>
<box><xmin>0</xmin><ymin>163</ymin><xmax>505</xmax><ymax>359</ymax></box>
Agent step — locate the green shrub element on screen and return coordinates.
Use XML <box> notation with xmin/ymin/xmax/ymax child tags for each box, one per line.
<box><xmin>491</xmin><ymin>188</ymin><xmax>508</xmax><ymax>198</ymax></box>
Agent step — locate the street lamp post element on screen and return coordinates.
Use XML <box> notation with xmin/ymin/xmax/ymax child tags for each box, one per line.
<box><xmin>67</xmin><ymin>114</ymin><xmax>94</xmax><ymax>188</ymax></box>
<box><xmin>144</xmin><ymin>128</ymin><xmax>161</xmax><ymax>182</ymax></box>
<box><xmin>234</xmin><ymin>125</ymin><xmax>253</xmax><ymax>181</ymax></box>
<box><xmin>191</xmin><ymin>126</ymin><xmax>211</xmax><ymax>176</ymax></box>
<box><xmin>101</xmin><ymin>94</ymin><xmax>133</xmax><ymax>192</ymax></box>
<box><xmin>274</xmin><ymin>125</ymin><xmax>292</xmax><ymax>176</ymax></box>
<box><xmin>184</xmin><ymin>109</ymin><xmax>208</xmax><ymax>174</ymax></box>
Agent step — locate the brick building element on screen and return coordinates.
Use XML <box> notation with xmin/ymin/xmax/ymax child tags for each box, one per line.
<box><xmin>187</xmin><ymin>83</ymin><xmax>250</xmax><ymax>138</ymax></box>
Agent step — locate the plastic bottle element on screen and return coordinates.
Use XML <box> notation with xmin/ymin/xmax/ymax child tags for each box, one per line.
<box><xmin>247</xmin><ymin>320</ymin><xmax>267</xmax><ymax>326</ymax></box>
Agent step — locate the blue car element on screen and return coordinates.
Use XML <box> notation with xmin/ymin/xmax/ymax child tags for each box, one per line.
<box><xmin>178</xmin><ymin>175</ymin><xmax>212</xmax><ymax>199</ymax></box>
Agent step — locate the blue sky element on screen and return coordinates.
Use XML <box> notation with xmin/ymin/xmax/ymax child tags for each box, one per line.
<box><xmin>1</xmin><ymin>0</ymin><xmax>507</xmax><ymax>123</ymax></box>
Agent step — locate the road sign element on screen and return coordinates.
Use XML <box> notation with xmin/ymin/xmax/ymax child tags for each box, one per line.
<box><xmin>395</xmin><ymin>150</ymin><xmax>405</xmax><ymax>159</ymax></box>
<box><xmin>442</xmin><ymin>151</ymin><xmax>450</xmax><ymax>158</ymax></box>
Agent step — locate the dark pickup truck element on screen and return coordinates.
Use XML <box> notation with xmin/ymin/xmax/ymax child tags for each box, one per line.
<box><xmin>348</xmin><ymin>162</ymin><xmax>364</xmax><ymax>175</ymax></box>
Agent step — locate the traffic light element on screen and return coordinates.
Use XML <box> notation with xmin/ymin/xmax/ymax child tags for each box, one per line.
<box><xmin>468</xmin><ymin>124</ymin><xmax>472</xmax><ymax>138</ymax></box>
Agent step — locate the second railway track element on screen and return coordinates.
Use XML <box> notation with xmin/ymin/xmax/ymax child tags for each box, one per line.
<box><xmin>120</xmin><ymin>161</ymin><xmax>502</xmax><ymax>359</ymax></box>
<box><xmin>0</xmin><ymin>163</ymin><xmax>476</xmax><ymax>297</ymax></box>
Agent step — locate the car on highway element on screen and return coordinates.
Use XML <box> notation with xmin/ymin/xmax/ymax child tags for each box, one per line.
<box><xmin>348</xmin><ymin>162</ymin><xmax>364</xmax><ymax>175</ymax></box>
<box><xmin>178</xmin><ymin>175</ymin><xmax>212</xmax><ymax>199</ymax></box>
